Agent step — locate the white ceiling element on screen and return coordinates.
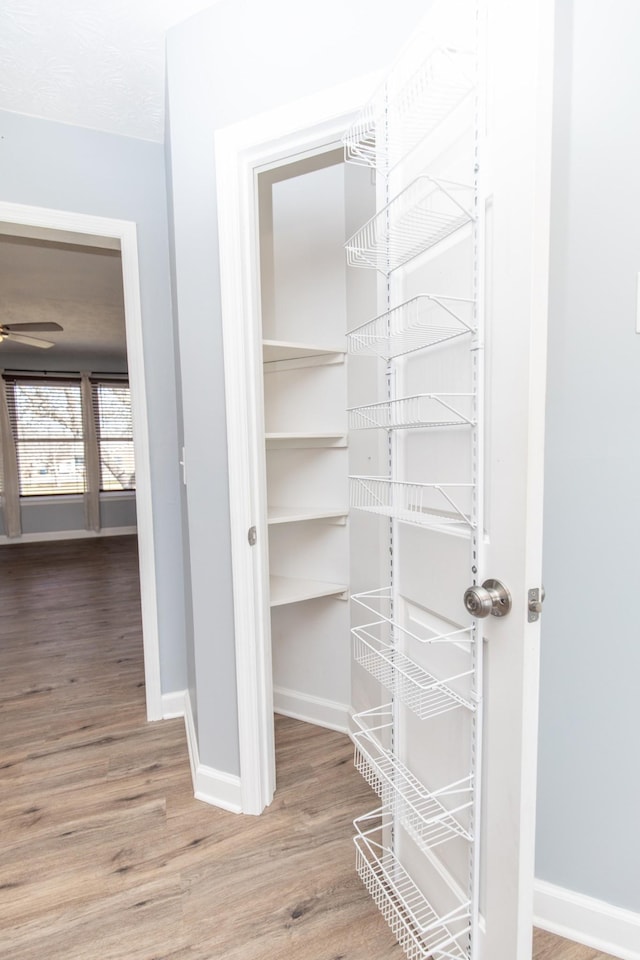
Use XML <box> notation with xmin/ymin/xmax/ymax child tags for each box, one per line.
<box><xmin>0</xmin><ymin>0</ymin><xmax>219</xmax><ymax>142</ymax></box>
<box><xmin>0</xmin><ymin>235</ymin><xmax>127</xmax><ymax>367</ymax></box>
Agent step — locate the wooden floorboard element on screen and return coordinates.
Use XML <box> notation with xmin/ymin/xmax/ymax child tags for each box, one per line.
<box><xmin>0</xmin><ymin>536</ymin><xmax>615</xmax><ymax>959</ymax></box>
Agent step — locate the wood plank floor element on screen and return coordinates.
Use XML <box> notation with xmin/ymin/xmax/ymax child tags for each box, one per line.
<box><xmin>0</xmin><ymin>537</ymin><xmax>616</xmax><ymax>959</ymax></box>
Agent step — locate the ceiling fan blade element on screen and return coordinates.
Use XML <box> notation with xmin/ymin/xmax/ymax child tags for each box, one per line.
<box><xmin>4</xmin><ymin>332</ymin><xmax>55</xmax><ymax>349</ymax></box>
<box><xmin>3</xmin><ymin>322</ymin><xmax>63</xmax><ymax>332</ymax></box>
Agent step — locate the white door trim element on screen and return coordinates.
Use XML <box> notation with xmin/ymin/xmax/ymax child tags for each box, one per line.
<box><xmin>215</xmin><ymin>73</ymin><xmax>380</xmax><ymax>814</ymax></box>
<box><xmin>0</xmin><ymin>201</ymin><xmax>162</xmax><ymax>721</ymax></box>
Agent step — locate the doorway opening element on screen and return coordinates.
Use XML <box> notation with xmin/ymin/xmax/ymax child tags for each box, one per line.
<box><xmin>0</xmin><ymin>203</ymin><xmax>161</xmax><ymax>719</ymax></box>
<box><xmin>215</xmin><ymin>74</ymin><xmax>377</xmax><ymax>817</ymax></box>
<box><xmin>255</xmin><ymin>145</ymin><xmax>386</xmax><ymax>797</ymax></box>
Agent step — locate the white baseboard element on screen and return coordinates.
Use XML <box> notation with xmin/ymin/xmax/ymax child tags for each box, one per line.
<box><xmin>161</xmin><ymin>689</ymin><xmax>188</xmax><ymax>720</ymax></box>
<box><xmin>534</xmin><ymin>879</ymin><xmax>640</xmax><ymax>960</ymax></box>
<box><xmin>273</xmin><ymin>685</ymin><xmax>350</xmax><ymax>734</ymax></box>
<box><xmin>0</xmin><ymin>525</ymin><xmax>137</xmax><ymax>545</ymax></box>
<box><xmin>163</xmin><ymin>688</ymin><xmax>242</xmax><ymax>814</ymax></box>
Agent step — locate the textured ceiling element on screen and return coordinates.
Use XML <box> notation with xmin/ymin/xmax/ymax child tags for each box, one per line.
<box><xmin>0</xmin><ymin>0</ymin><xmax>219</xmax><ymax>142</ymax></box>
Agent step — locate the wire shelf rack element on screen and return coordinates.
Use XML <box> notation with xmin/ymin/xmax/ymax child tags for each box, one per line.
<box><xmin>354</xmin><ymin>808</ymin><xmax>472</xmax><ymax>960</ymax></box>
<box><xmin>350</xmin><ymin>477</ymin><xmax>474</xmax><ymax>531</ymax></box>
<box><xmin>346</xmin><ymin>295</ymin><xmax>475</xmax><ymax>360</ymax></box>
<box><xmin>344</xmin><ymin>46</ymin><xmax>475</xmax><ymax>174</ymax></box>
<box><xmin>353</xmin><ymin>705</ymin><xmax>473</xmax><ymax>849</ymax></box>
<box><xmin>352</xmin><ymin>622</ymin><xmax>475</xmax><ymax>719</ymax></box>
<box><xmin>345</xmin><ymin>177</ymin><xmax>474</xmax><ymax>273</ymax></box>
<box><xmin>348</xmin><ymin>393</ymin><xmax>474</xmax><ymax>430</ymax></box>
<box><xmin>351</xmin><ymin>587</ymin><xmax>474</xmax><ymax>647</ymax></box>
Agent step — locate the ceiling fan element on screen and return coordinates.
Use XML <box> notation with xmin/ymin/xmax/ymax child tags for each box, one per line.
<box><xmin>0</xmin><ymin>322</ymin><xmax>63</xmax><ymax>350</ymax></box>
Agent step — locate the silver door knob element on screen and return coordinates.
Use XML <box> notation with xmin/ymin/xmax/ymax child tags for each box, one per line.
<box><xmin>464</xmin><ymin>579</ymin><xmax>512</xmax><ymax>619</ymax></box>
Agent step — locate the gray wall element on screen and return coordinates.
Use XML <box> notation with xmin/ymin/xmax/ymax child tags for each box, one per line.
<box><xmin>165</xmin><ymin>0</ymin><xmax>428</xmax><ymax>773</ymax></box>
<box><xmin>0</xmin><ymin>495</ymin><xmax>136</xmax><ymax>539</ymax></box>
<box><xmin>0</xmin><ymin>109</ymin><xmax>187</xmax><ymax>694</ymax></box>
<box><xmin>538</xmin><ymin>0</ymin><xmax>640</xmax><ymax>911</ymax></box>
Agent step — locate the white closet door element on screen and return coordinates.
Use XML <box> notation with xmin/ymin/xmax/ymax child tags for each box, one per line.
<box><xmin>345</xmin><ymin>0</ymin><xmax>554</xmax><ymax>958</ymax></box>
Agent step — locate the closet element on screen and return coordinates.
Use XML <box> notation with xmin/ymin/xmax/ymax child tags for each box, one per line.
<box><xmin>258</xmin><ymin>150</ymin><xmax>385</xmax><ymax>730</ymax></box>
<box><xmin>220</xmin><ymin>0</ymin><xmax>553</xmax><ymax>954</ymax></box>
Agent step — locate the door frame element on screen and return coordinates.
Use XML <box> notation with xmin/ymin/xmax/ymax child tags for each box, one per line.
<box><xmin>0</xmin><ymin>202</ymin><xmax>162</xmax><ymax>720</ymax></box>
<box><xmin>215</xmin><ymin>74</ymin><xmax>381</xmax><ymax>815</ymax></box>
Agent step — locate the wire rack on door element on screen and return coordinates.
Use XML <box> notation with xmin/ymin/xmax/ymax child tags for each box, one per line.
<box><xmin>345</xmin><ymin>177</ymin><xmax>474</xmax><ymax>272</ymax></box>
<box><xmin>353</xmin><ymin>705</ymin><xmax>474</xmax><ymax>850</ymax></box>
<box><xmin>350</xmin><ymin>477</ymin><xmax>474</xmax><ymax>531</ymax></box>
<box><xmin>346</xmin><ymin>176</ymin><xmax>474</xmax><ymax>274</ymax></box>
<box><xmin>348</xmin><ymin>393</ymin><xmax>475</xmax><ymax>430</ymax></box>
<box><xmin>343</xmin><ymin>1</ymin><xmax>482</xmax><ymax>957</ymax></box>
<box><xmin>352</xmin><ymin>622</ymin><xmax>476</xmax><ymax>719</ymax></box>
<box><xmin>354</xmin><ymin>808</ymin><xmax>472</xmax><ymax>960</ymax></box>
<box><xmin>344</xmin><ymin>45</ymin><xmax>475</xmax><ymax>174</ymax></box>
<box><xmin>351</xmin><ymin>587</ymin><xmax>475</xmax><ymax>646</ymax></box>
<box><xmin>346</xmin><ymin>295</ymin><xmax>475</xmax><ymax>360</ymax></box>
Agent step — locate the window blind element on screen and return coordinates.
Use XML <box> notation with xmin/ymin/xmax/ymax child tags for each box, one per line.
<box><xmin>6</xmin><ymin>378</ymin><xmax>85</xmax><ymax>496</ymax></box>
<box><xmin>92</xmin><ymin>381</ymin><xmax>135</xmax><ymax>492</ymax></box>
<box><xmin>1</xmin><ymin>375</ymin><xmax>135</xmax><ymax>499</ymax></box>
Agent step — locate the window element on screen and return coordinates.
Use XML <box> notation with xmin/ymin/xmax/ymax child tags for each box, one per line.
<box><xmin>92</xmin><ymin>381</ymin><xmax>135</xmax><ymax>491</ymax></box>
<box><xmin>3</xmin><ymin>376</ymin><xmax>134</xmax><ymax>497</ymax></box>
<box><xmin>8</xmin><ymin>379</ymin><xmax>85</xmax><ymax>496</ymax></box>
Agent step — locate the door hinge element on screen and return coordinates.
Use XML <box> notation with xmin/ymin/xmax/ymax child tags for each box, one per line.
<box><xmin>248</xmin><ymin>525</ymin><xmax>257</xmax><ymax>546</ymax></box>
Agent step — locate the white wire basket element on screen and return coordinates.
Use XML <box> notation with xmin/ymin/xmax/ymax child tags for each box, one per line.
<box><xmin>348</xmin><ymin>393</ymin><xmax>474</xmax><ymax>431</ymax></box>
<box><xmin>345</xmin><ymin>177</ymin><xmax>474</xmax><ymax>273</ymax></box>
<box><xmin>354</xmin><ymin>808</ymin><xmax>472</xmax><ymax>960</ymax></box>
<box><xmin>352</xmin><ymin>622</ymin><xmax>475</xmax><ymax>719</ymax></box>
<box><xmin>351</xmin><ymin>587</ymin><xmax>474</xmax><ymax>647</ymax></box>
<box><xmin>344</xmin><ymin>46</ymin><xmax>475</xmax><ymax>174</ymax></box>
<box><xmin>353</xmin><ymin>705</ymin><xmax>473</xmax><ymax>849</ymax></box>
<box><xmin>349</xmin><ymin>476</ymin><xmax>473</xmax><ymax>531</ymax></box>
<box><xmin>346</xmin><ymin>295</ymin><xmax>475</xmax><ymax>360</ymax></box>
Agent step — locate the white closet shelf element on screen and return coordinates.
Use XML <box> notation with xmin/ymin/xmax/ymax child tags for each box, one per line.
<box><xmin>347</xmin><ymin>295</ymin><xmax>475</xmax><ymax>360</ymax></box>
<box><xmin>348</xmin><ymin>393</ymin><xmax>474</xmax><ymax>431</ymax></box>
<box><xmin>267</xmin><ymin>506</ymin><xmax>348</xmax><ymax>525</ymax></box>
<box><xmin>350</xmin><ymin>476</ymin><xmax>473</xmax><ymax>531</ymax></box>
<box><xmin>353</xmin><ymin>705</ymin><xmax>473</xmax><ymax>850</ymax></box>
<box><xmin>344</xmin><ymin>45</ymin><xmax>475</xmax><ymax>174</ymax></box>
<box><xmin>266</xmin><ymin>432</ymin><xmax>347</xmax><ymax>449</ymax></box>
<box><xmin>345</xmin><ymin>177</ymin><xmax>474</xmax><ymax>273</ymax></box>
<box><xmin>270</xmin><ymin>574</ymin><xmax>347</xmax><ymax>607</ymax></box>
<box><xmin>352</xmin><ymin>623</ymin><xmax>475</xmax><ymax>719</ymax></box>
<box><xmin>354</xmin><ymin>808</ymin><xmax>471</xmax><ymax>960</ymax></box>
<box><xmin>262</xmin><ymin>339</ymin><xmax>345</xmax><ymax>364</ymax></box>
